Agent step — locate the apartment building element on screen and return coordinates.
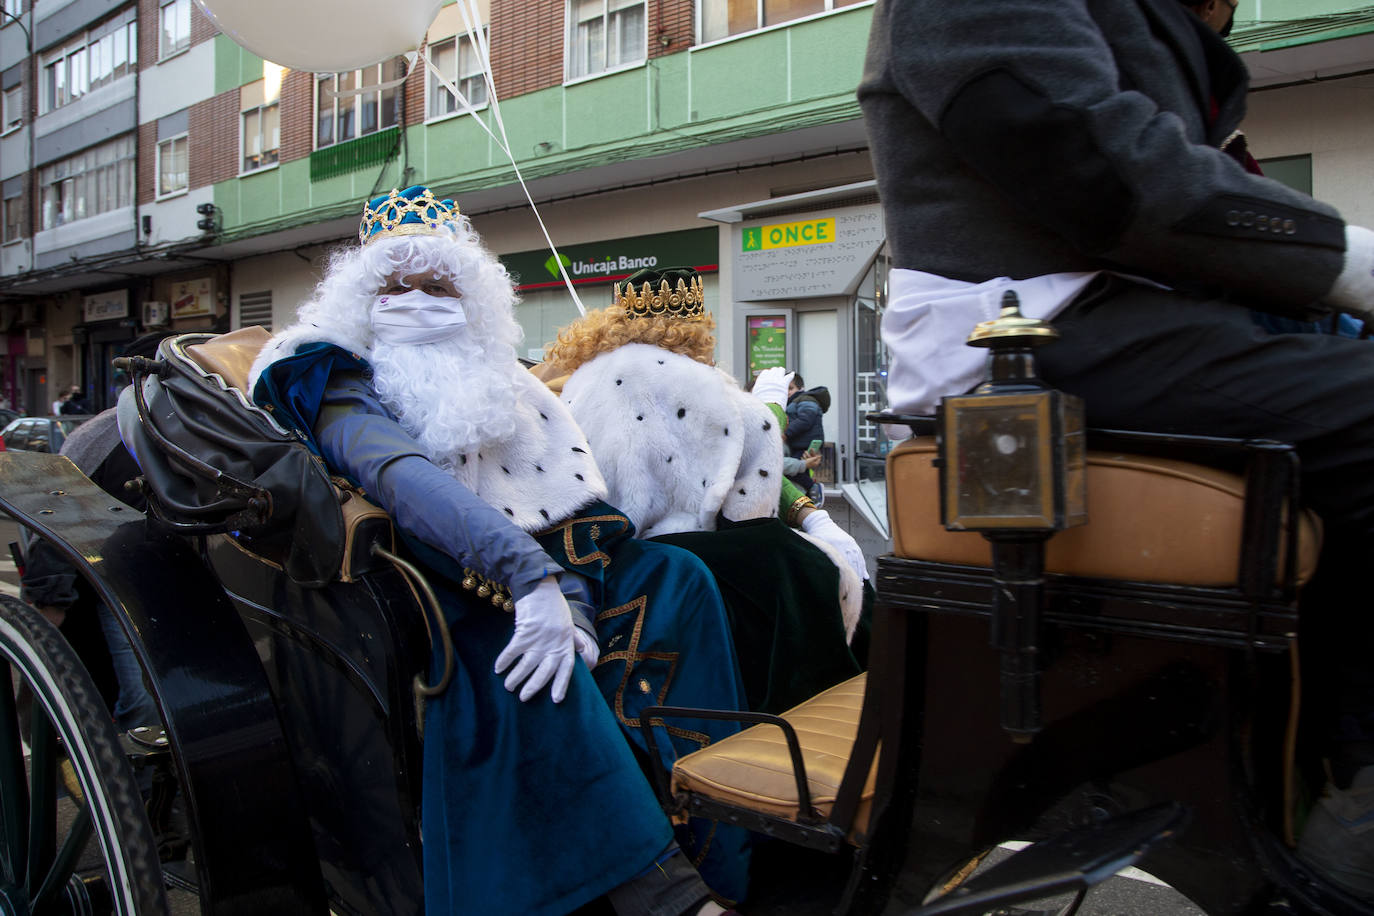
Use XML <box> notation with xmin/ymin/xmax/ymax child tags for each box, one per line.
<box><xmin>0</xmin><ymin>0</ymin><xmax>1372</xmax><ymax>550</ymax></box>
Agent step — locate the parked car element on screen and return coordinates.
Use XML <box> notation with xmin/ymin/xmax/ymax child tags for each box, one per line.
<box><xmin>0</xmin><ymin>408</ymin><xmax>19</xmax><ymax>429</ymax></box>
<box><xmin>0</xmin><ymin>415</ymin><xmax>90</xmax><ymax>453</ymax></box>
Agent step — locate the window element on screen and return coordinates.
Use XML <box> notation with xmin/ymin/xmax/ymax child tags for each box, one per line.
<box><xmin>427</xmin><ymin>30</ymin><xmax>488</xmax><ymax>119</ymax></box>
<box><xmin>567</xmin><ymin>0</ymin><xmax>645</xmax><ymax>80</ymax></box>
<box><xmin>38</xmin><ymin>134</ymin><xmax>136</xmax><ymax>230</ymax></box>
<box><xmin>39</xmin><ymin>16</ymin><xmax>136</xmax><ymax>113</ymax></box>
<box><xmin>2</xmin><ymin>189</ymin><xmax>21</xmax><ymax>244</ymax></box>
<box><xmin>1259</xmin><ymin>154</ymin><xmax>1313</xmax><ymax>197</ymax></box>
<box><xmin>156</xmin><ymin>134</ymin><xmax>188</xmax><ymax>197</ymax></box>
<box><xmin>241</xmin><ymin>74</ymin><xmax>281</xmax><ymax>172</ymax></box>
<box><xmin>159</xmin><ymin>0</ymin><xmax>190</xmax><ymax>59</ymax></box>
<box><xmin>2</xmin><ymin>85</ymin><xmax>20</xmax><ymax>133</ymax></box>
<box><xmin>241</xmin><ymin>102</ymin><xmax>279</xmax><ymax>171</ymax></box>
<box><xmin>700</xmin><ymin>0</ymin><xmax>864</xmax><ymax>43</ymax></box>
<box><xmin>2</xmin><ymin>0</ymin><xmax>20</xmax><ymax>19</ymax></box>
<box><xmin>315</xmin><ymin>58</ymin><xmax>404</xmax><ymax>148</ymax></box>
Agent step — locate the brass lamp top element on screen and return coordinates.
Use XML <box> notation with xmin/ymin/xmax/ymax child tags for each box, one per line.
<box><xmin>967</xmin><ymin>290</ymin><xmax>1060</xmax><ymax>348</ymax></box>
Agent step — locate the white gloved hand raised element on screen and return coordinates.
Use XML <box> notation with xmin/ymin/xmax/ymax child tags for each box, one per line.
<box><xmin>494</xmin><ymin>575</ymin><xmax>577</xmax><ymax>703</ymax></box>
<box><xmin>801</xmin><ymin>509</ymin><xmax>870</xmax><ymax>582</ymax></box>
<box><xmin>572</xmin><ymin>627</ymin><xmax>600</xmax><ymax>670</ymax></box>
<box><xmin>1327</xmin><ymin>225</ymin><xmax>1374</xmax><ymax>316</ymax></box>
<box><xmin>751</xmin><ymin>366</ymin><xmax>794</xmax><ymax>408</ymax></box>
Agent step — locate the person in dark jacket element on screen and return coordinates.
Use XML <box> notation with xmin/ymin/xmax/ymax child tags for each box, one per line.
<box><xmin>60</xmin><ymin>386</ymin><xmax>90</xmax><ymax>415</ymax></box>
<box><xmin>861</xmin><ymin>0</ymin><xmax>1374</xmax><ymax>899</ymax></box>
<box><xmin>783</xmin><ymin>374</ymin><xmax>827</xmax><ymax>495</ymax></box>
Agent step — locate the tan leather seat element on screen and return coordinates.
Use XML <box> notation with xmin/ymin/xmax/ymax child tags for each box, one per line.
<box><xmin>184</xmin><ymin>325</ymin><xmax>273</xmax><ymax>392</ymax></box>
<box><xmin>888</xmin><ymin>437</ymin><xmax>1322</xmax><ymax>587</ymax></box>
<box><xmin>671</xmin><ymin>674</ymin><xmax>875</xmax><ymax>840</ymax></box>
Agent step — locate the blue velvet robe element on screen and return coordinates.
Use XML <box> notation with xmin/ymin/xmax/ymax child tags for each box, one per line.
<box><xmin>255</xmin><ymin>344</ymin><xmax>751</xmax><ymax>910</ymax></box>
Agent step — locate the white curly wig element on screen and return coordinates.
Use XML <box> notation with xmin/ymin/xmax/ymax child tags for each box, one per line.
<box><xmin>252</xmin><ymin>217</ymin><xmax>530</xmax><ymax>462</ymax></box>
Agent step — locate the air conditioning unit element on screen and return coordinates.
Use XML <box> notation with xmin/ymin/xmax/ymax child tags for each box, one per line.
<box><xmin>142</xmin><ymin>301</ymin><xmax>169</xmax><ymax>327</ymax></box>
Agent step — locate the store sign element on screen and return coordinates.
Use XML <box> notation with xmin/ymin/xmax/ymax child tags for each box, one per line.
<box><xmin>83</xmin><ymin>289</ymin><xmax>128</xmax><ymax>323</ymax></box>
<box><xmin>734</xmin><ymin>204</ymin><xmax>884</xmax><ymax>301</ymax></box>
<box><xmin>741</xmin><ymin>218</ymin><xmax>834</xmax><ymax>251</ymax></box>
<box><xmin>170</xmin><ymin>277</ymin><xmax>214</xmax><ymax>319</ymax></box>
<box><xmin>503</xmin><ymin>228</ymin><xmax>718</xmax><ymax>291</ymax></box>
<box><xmin>746</xmin><ymin>316</ymin><xmax>787</xmax><ymax>385</ymax></box>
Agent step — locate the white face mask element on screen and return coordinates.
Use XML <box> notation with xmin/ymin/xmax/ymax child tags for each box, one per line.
<box><xmin>371</xmin><ymin>288</ymin><xmax>468</xmax><ymax>346</ymax></box>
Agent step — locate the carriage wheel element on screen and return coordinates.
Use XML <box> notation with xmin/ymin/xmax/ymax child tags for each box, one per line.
<box><xmin>0</xmin><ymin>595</ymin><xmax>168</xmax><ymax>915</ymax></box>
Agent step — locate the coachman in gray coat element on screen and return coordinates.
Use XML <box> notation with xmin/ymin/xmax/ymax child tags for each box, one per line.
<box><xmin>860</xmin><ymin>0</ymin><xmax>1374</xmax><ymax>901</ymax></box>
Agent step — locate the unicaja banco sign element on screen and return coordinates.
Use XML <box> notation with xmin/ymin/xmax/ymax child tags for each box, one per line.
<box><xmin>505</xmin><ymin>228</ymin><xmax>717</xmax><ymax>291</ymax></box>
<box><xmin>560</xmin><ymin>253</ymin><xmax>661</xmax><ymax>278</ymax></box>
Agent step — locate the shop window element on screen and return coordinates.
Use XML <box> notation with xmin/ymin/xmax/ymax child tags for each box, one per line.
<box><xmin>700</xmin><ymin>0</ymin><xmax>866</xmax><ymax>43</ymax></box>
<box><xmin>567</xmin><ymin>0</ymin><xmax>646</xmax><ymax>80</ymax></box>
<box><xmin>1258</xmin><ymin>154</ymin><xmax>1312</xmax><ymax>197</ymax></box>
<box><xmin>427</xmin><ymin>30</ymin><xmax>488</xmax><ymax>119</ymax></box>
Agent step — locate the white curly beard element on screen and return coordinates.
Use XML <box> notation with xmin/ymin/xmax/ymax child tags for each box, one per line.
<box><xmin>370</xmin><ymin>323</ymin><xmax>524</xmax><ymax>463</ymax></box>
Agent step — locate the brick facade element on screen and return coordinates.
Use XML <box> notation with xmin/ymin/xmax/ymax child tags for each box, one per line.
<box><xmin>280</xmin><ymin>69</ymin><xmax>313</xmax><ymax>165</ymax></box>
<box><xmin>653</xmin><ymin>0</ymin><xmax>696</xmax><ymax>55</ymax></box>
<box><xmin>490</xmin><ymin>0</ymin><xmax>563</xmax><ymax>98</ymax></box>
<box><xmin>188</xmin><ymin>90</ymin><xmax>238</xmax><ymax>187</ymax></box>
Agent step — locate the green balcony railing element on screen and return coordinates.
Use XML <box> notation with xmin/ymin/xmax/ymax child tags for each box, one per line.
<box><xmin>310</xmin><ymin>127</ymin><xmax>400</xmax><ymax>182</ymax></box>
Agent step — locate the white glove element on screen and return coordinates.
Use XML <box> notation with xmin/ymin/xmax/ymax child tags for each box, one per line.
<box><xmin>572</xmin><ymin>627</ymin><xmax>600</xmax><ymax>670</ymax></box>
<box><xmin>751</xmin><ymin>367</ymin><xmax>794</xmax><ymax>407</ymax></box>
<box><xmin>494</xmin><ymin>576</ymin><xmax>577</xmax><ymax>703</ymax></box>
<box><xmin>1327</xmin><ymin>225</ymin><xmax>1374</xmax><ymax>316</ymax></box>
<box><xmin>801</xmin><ymin>509</ymin><xmax>870</xmax><ymax>581</ymax></box>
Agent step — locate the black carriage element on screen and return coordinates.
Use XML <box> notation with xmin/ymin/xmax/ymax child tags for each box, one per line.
<box><xmin>0</xmin><ymin>313</ymin><xmax>1364</xmax><ymax>915</ymax></box>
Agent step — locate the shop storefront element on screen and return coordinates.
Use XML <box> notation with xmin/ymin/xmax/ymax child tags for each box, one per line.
<box><xmin>73</xmin><ymin>288</ymin><xmax>141</xmax><ymax>413</ymax></box>
<box><xmin>703</xmin><ymin>181</ymin><xmax>893</xmax><ymax>541</ymax></box>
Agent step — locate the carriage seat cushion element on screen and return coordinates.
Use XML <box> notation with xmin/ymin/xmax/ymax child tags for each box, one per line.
<box><xmin>887</xmin><ymin>437</ymin><xmax>1322</xmax><ymax>587</ymax></box>
<box><xmin>185</xmin><ymin>325</ymin><xmax>273</xmax><ymax>393</ymax></box>
<box><xmin>671</xmin><ymin>674</ymin><xmax>875</xmax><ymax>841</ymax></box>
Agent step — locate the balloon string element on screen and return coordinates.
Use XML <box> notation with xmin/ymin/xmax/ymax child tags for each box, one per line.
<box><xmin>420</xmin><ymin>15</ymin><xmax>586</xmax><ymax>316</ymax></box>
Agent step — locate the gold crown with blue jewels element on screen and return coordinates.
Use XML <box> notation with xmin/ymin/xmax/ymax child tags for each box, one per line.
<box><xmin>359</xmin><ymin>186</ymin><xmax>460</xmax><ymax>245</ymax></box>
<box><xmin>614</xmin><ymin>267</ymin><xmax>706</xmax><ymax>321</ymax></box>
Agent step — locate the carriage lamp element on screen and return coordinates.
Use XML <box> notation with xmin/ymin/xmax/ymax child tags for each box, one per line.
<box><xmin>937</xmin><ymin>289</ymin><xmax>1087</xmax><ymax>741</ymax></box>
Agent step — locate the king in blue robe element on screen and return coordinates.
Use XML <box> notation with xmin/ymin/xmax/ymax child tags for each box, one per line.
<box><xmin>248</xmin><ymin>186</ymin><xmax>752</xmax><ymax>914</ymax></box>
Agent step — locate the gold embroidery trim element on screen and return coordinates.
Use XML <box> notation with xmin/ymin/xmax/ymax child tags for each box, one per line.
<box><xmin>596</xmin><ymin>596</ymin><xmax>710</xmax><ymax>749</ymax></box>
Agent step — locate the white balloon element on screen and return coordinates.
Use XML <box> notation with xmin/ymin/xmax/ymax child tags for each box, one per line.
<box><xmin>194</xmin><ymin>0</ymin><xmax>444</xmax><ymax>72</ymax></box>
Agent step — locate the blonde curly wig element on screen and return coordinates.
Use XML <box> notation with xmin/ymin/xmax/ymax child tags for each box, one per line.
<box><xmin>542</xmin><ymin>305</ymin><xmax>717</xmax><ymax>374</ymax></box>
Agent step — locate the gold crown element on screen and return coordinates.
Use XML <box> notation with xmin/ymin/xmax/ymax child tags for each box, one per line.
<box><xmin>616</xmin><ymin>275</ymin><xmax>706</xmax><ymax>321</ymax></box>
<box><xmin>359</xmin><ymin>187</ymin><xmax>460</xmax><ymax>246</ymax></box>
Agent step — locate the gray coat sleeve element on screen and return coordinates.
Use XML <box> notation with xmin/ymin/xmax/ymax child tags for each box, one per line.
<box><xmin>864</xmin><ymin>0</ymin><xmax>1346</xmax><ymax>310</ymax></box>
<box><xmin>314</xmin><ymin>371</ymin><xmax>562</xmax><ymax>601</ymax></box>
